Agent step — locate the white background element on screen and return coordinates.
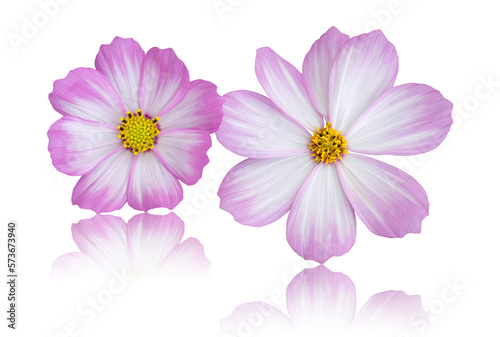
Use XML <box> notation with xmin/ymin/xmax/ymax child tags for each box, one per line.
<box><xmin>1</xmin><ymin>0</ymin><xmax>499</xmax><ymax>336</ymax></box>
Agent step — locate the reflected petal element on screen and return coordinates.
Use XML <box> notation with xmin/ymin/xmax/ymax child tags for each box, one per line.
<box><xmin>51</xmin><ymin>213</ymin><xmax>210</xmax><ymax>281</ymax></box>
<box><xmin>51</xmin><ymin>252</ymin><xmax>107</xmax><ymax>280</ymax></box>
<box><xmin>287</xmin><ymin>266</ymin><xmax>356</xmax><ymax>334</ymax></box>
<box><xmin>126</xmin><ymin>213</ymin><xmax>184</xmax><ymax>276</ymax></box>
<box><xmin>220</xmin><ymin>302</ymin><xmax>293</xmax><ymax>337</ymax></box>
<box><xmin>221</xmin><ymin>267</ymin><xmax>426</xmax><ymax>337</ymax></box>
<box><xmin>159</xmin><ymin>238</ymin><xmax>211</xmax><ymax>277</ymax></box>
<box><xmin>351</xmin><ymin>290</ymin><xmax>428</xmax><ymax>336</ymax></box>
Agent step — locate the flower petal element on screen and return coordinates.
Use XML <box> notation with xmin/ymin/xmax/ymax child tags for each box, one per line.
<box><xmin>256</xmin><ymin>47</ymin><xmax>323</xmax><ymax>130</ymax></box>
<box><xmin>218</xmin><ymin>154</ymin><xmax>315</xmax><ymax>227</ymax></box>
<box><xmin>302</xmin><ymin>26</ymin><xmax>350</xmax><ymax>116</ymax></box>
<box><xmin>337</xmin><ymin>154</ymin><xmax>429</xmax><ymax>238</ymax></box>
<box><xmin>159</xmin><ymin>238</ymin><xmax>211</xmax><ymax>276</ymax></box>
<box><xmin>127</xmin><ymin>150</ymin><xmax>183</xmax><ymax>211</ymax></box>
<box><xmin>139</xmin><ymin>47</ymin><xmax>190</xmax><ymax>117</ymax></box>
<box><xmin>47</xmin><ymin>116</ymin><xmax>122</xmax><ymax>176</ymax></box>
<box><xmin>126</xmin><ymin>213</ymin><xmax>184</xmax><ymax>276</ymax></box>
<box><xmin>287</xmin><ymin>165</ymin><xmax>356</xmax><ymax>264</ymax></box>
<box><xmin>71</xmin><ymin>215</ymin><xmax>130</xmax><ymax>273</ymax></box>
<box><xmin>216</xmin><ymin>90</ymin><xmax>311</xmax><ymax>158</ymax></box>
<box><xmin>329</xmin><ymin>30</ymin><xmax>398</xmax><ymax>131</ymax></box>
<box><xmin>351</xmin><ymin>290</ymin><xmax>428</xmax><ymax>335</ymax></box>
<box><xmin>158</xmin><ymin>79</ymin><xmax>223</xmax><ymax>133</ymax></box>
<box><xmin>154</xmin><ymin>128</ymin><xmax>211</xmax><ymax>185</ymax></box>
<box><xmin>220</xmin><ymin>302</ymin><xmax>292</xmax><ymax>337</ymax></box>
<box><xmin>95</xmin><ymin>37</ymin><xmax>145</xmax><ymax>112</ymax></box>
<box><xmin>346</xmin><ymin>83</ymin><xmax>453</xmax><ymax>155</ymax></box>
<box><xmin>49</xmin><ymin>67</ymin><xmax>127</xmax><ymax>125</ymax></box>
<box><xmin>51</xmin><ymin>252</ymin><xmax>106</xmax><ymax>279</ymax></box>
<box><xmin>286</xmin><ymin>266</ymin><xmax>356</xmax><ymax>333</ymax></box>
<box><xmin>72</xmin><ymin>148</ymin><xmax>133</xmax><ymax>213</ymax></box>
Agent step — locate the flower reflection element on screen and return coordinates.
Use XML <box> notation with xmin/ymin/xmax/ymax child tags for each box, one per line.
<box><xmin>221</xmin><ymin>266</ymin><xmax>427</xmax><ymax>337</ymax></box>
<box><xmin>51</xmin><ymin>212</ymin><xmax>210</xmax><ymax>280</ymax></box>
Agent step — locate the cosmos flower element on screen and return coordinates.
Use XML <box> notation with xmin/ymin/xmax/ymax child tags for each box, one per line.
<box><xmin>51</xmin><ymin>212</ymin><xmax>210</xmax><ymax>279</ymax></box>
<box><xmin>217</xmin><ymin>27</ymin><xmax>453</xmax><ymax>263</ymax></box>
<box><xmin>220</xmin><ymin>266</ymin><xmax>427</xmax><ymax>337</ymax></box>
<box><xmin>48</xmin><ymin>37</ymin><xmax>223</xmax><ymax>212</ymax></box>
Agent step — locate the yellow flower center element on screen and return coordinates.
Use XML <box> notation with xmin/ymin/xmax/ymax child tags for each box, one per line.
<box><xmin>117</xmin><ymin>109</ymin><xmax>160</xmax><ymax>155</ymax></box>
<box><xmin>309</xmin><ymin>122</ymin><xmax>349</xmax><ymax>164</ymax></box>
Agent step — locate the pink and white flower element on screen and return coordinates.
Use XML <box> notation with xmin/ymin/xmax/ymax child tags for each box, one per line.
<box><xmin>51</xmin><ymin>212</ymin><xmax>210</xmax><ymax>279</ymax></box>
<box><xmin>220</xmin><ymin>266</ymin><xmax>427</xmax><ymax>337</ymax></box>
<box><xmin>217</xmin><ymin>27</ymin><xmax>453</xmax><ymax>263</ymax></box>
<box><xmin>48</xmin><ymin>37</ymin><xmax>223</xmax><ymax>212</ymax></box>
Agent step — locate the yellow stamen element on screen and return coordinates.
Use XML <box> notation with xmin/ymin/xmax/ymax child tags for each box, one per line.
<box><xmin>117</xmin><ymin>109</ymin><xmax>160</xmax><ymax>155</ymax></box>
<box><xmin>309</xmin><ymin>122</ymin><xmax>348</xmax><ymax>164</ymax></box>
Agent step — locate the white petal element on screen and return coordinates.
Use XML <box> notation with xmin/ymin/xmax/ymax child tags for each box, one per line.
<box><xmin>303</xmin><ymin>26</ymin><xmax>350</xmax><ymax>116</ymax></box>
<box><xmin>72</xmin><ymin>149</ymin><xmax>133</xmax><ymax>213</ymax></box>
<box><xmin>95</xmin><ymin>37</ymin><xmax>145</xmax><ymax>112</ymax></box>
<box><xmin>127</xmin><ymin>151</ymin><xmax>183</xmax><ymax>211</ymax></box>
<box><xmin>139</xmin><ymin>47</ymin><xmax>190</xmax><ymax>117</ymax></box>
<box><xmin>49</xmin><ymin>67</ymin><xmax>127</xmax><ymax>125</ymax></box>
<box><xmin>218</xmin><ymin>154</ymin><xmax>315</xmax><ymax>227</ymax></box>
<box><xmin>217</xmin><ymin>90</ymin><xmax>311</xmax><ymax>158</ymax></box>
<box><xmin>329</xmin><ymin>30</ymin><xmax>398</xmax><ymax>131</ymax></box>
<box><xmin>337</xmin><ymin>154</ymin><xmax>428</xmax><ymax>238</ymax></box>
<box><xmin>256</xmin><ymin>47</ymin><xmax>323</xmax><ymax>130</ymax></box>
<box><xmin>154</xmin><ymin>128</ymin><xmax>211</xmax><ymax>185</ymax></box>
<box><xmin>287</xmin><ymin>164</ymin><xmax>356</xmax><ymax>263</ymax></box>
<box><xmin>48</xmin><ymin>116</ymin><xmax>122</xmax><ymax>176</ymax></box>
<box><xmin>346</xmin><ymin>83</ymin><xmax>453</xmax><ymax>155</ymax></box>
